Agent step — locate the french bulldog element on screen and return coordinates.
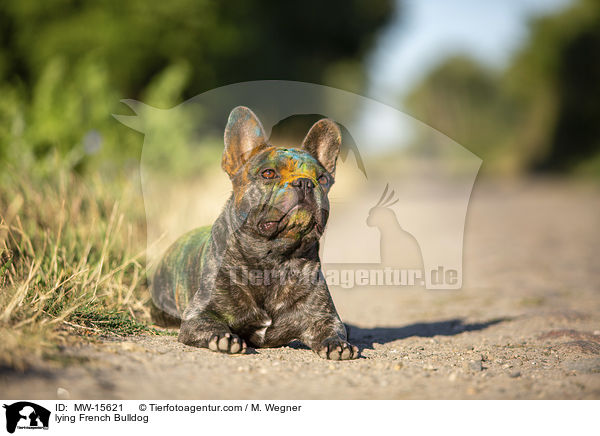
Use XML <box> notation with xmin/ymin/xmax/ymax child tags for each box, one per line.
<box><xmin>151</xmin><ymin>106</ymin><xmax>358</xmax><ymax>360</ymax></box>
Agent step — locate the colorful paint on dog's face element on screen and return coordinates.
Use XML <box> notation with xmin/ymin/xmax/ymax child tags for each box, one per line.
<box><xmin>232</xmin><ymin>146</ymin><xmax>333</xmax><ymax>240</ymax></box>
<box><xmin>221</xmin><ymin>107</ymin><xmax>341</xmax><ymax>240</ymax></box>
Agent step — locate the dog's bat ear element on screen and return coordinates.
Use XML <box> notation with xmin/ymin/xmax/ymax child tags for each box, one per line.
<box><xmin>301</xmin><ymin>119</ymin><xmax>342</xmax><ymax>176</ymax></box>
<box><xmin>222</xmin><ymin>106</ymin><xmax>267</xmax><ymax>177</ymax></box>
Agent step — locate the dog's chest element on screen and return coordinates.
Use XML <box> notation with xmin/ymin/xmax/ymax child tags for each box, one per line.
<box><xmin>248</xmin><ymin>318</ymin><xmax>272</xmax><ymax>345</ymax></box>
<box><xmin>224</xmin><ymin>257</ymin><xmax>318</xmax><ymax>346</ymax></box>
<box><xmin>248</xmin><ymin>316</ymin><xmax>298</xmax><ymax>348</ymax></box>
<box><xmin>246</xmin><ymin>292</ymin><xmax>305</xmax><ymax>347</ymax></box>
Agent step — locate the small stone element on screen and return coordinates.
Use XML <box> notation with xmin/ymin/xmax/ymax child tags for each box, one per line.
<box><xmin>465</xmin><ymin>360</ymin><xmax>483</xmax><ymax>372</ymax></box>
<box><xmin>448</xmin><ymin>373</ymin><xmax>457</xmax><ymax>382</ymax></box>
<box><xmin>539</xmin><ymin>329</ymin><xmax>600</xmax><ymax>341</ymax></box>
<box><xmin>564</xmin><ymin>358</ymin><xmax>600</xmax><ymax>373</ymax></box>
<box><xmin>510</xmin><ymin>371</ymin><xmax>521</xmax><ymax>378</ymax></box>
<box><xmin>555</xmin><ymin>341</ymin><xmax>600</xmax><ymax>355</ymax></box>
<box><xmin>57</xmin><ymin>387</ymin><xmax>70</xmax><ymax>400</ymax></box>
<box><xmin>393</xmin><ymin>363</ymin><xmax>403</xmax><ymax>371</ymax></box>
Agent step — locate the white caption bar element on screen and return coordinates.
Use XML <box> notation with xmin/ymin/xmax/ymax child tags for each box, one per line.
<box><xmin>1</xmin><ymin>400</ymin><xmax>596</xmax><ymax>436</ymax></box>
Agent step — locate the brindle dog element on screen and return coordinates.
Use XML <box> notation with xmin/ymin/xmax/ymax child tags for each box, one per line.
<box><xmin>151</xmin><ymin>106</ymin><xmax>358</xmax><ymax>360</ymax></box>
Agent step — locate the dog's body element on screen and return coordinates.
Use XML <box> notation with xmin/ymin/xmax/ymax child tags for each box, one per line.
<box><xmin>151</xmin><ymin>107</ymin><xmax>358</xmax><ymax>360</ymax></box>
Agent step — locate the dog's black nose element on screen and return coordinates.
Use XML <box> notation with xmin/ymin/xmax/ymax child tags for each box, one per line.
<box><xmin>291</xmin><ymin>177</ymin><xmax>315</xmax><ymax>192</ymax></box>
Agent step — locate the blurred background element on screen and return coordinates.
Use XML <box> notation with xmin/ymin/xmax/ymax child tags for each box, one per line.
<box><xmin>1</xmin><ymin>0</ymin><xmax>599</xmax><ymax>178</ymax></box>
<box><xmin>1</xmin><ymin>0</ymin><xmax>600</xmax><ymax>371</ymax></box>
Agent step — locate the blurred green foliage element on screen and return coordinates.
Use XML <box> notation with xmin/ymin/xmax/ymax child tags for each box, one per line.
<box><xmin>405</xmin><ymin>56</ymin><xmax>518</xmax><ymax>170</ymax></box>
<box><xmin>0</xmin><ymin>0</ymin><xmax>393</xmax><ymax>176</ymax></box>
<box><xmin>405</xmin><ymin>0</ymin><xmax>600</xmax><ymax>176</ymax></box>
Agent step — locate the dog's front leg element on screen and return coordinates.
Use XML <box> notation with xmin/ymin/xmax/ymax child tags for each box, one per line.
<box><xmin>299</xmin><ymin>288</ymin><xmax>359</xmax><ymax>361</ymax></box>
<box><xmin>179</xmin><ymin>311</ymin><xmax>247</xmax><ymax>354</ymax></box>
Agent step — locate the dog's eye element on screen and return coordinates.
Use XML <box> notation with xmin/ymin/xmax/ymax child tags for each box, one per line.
<box><xmin>318</xmin><ymin>175</ymin><xmax>329</xmax><ymax>185</ymax></box>
<box><xmin>261</xmin><ymin>169</ymin><xmax>277</xmax><ymax>179</ymax></box>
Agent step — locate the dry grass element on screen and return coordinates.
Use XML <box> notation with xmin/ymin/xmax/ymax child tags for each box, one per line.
<box><xmin>0</xmin><ymin>169</ymin><xmax>165</xmax><ymax>371</ymax></box>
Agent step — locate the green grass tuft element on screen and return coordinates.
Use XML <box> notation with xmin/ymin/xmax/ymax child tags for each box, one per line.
<box><xmin>0</xmin><ymin>168</ymin><xmax>170</xmax><ymax>370</ymax></box>
<box><xmin>69</xmin><ymin>308</ymin><xmax>175</xmax><ymax>336</ymax></box>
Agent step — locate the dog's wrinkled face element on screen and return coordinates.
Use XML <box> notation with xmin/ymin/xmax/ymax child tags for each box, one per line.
<box><xmin>237</xmin><ymin>146</ymin><xmax>331</xmax><ymax>239</ymax></box>
<box><xmin>222</xmin><ymin>107</ymin><xmax>341</xmax><ymax>242</ymax></box>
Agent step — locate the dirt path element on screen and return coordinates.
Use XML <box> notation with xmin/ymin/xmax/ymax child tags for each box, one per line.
<box><xmin>2</xmin><ymin>180</ymin><xmax>600</xmax><ymax>399</ymax></box>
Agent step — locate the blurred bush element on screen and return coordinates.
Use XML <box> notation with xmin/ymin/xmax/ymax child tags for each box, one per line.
<box><xmin>0</xmin><ymin>0</ymin><xmax>393</xmax><ymax>177</ymax></box>
<box><xmin>405</xmin><ymin>0</ymin><xmax>600</xmax><ymax>176</ymax></box>
<box><xmin>404</xmin><ymin>56</ymin><xmax>518</xmax><ymax>171</ymax></box>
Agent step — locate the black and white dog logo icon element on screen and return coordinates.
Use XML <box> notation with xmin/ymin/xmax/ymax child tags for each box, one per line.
<box><xmin>3</xmin><ymin>402</ymin><xmax>50</xmax><ymax>433</ymax></box>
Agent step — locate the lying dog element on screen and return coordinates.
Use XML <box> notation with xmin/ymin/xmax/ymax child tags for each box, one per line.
<box><xmin>151</xmin><ymin>106</ymin><xmax>358</xmax><ymax>360</ymax></box>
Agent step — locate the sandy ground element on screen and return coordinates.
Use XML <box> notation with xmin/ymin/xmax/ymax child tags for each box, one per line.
<box><xmin>1</xmin><ymin>179</ymin><xmax>600</xmax><ymax>399</ymax></box>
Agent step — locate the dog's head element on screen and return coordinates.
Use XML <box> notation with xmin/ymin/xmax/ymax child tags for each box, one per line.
<box><xmin>222</xmin><ymin>106</ymin><xmax>341</xmax><ymax>243</ymax></box>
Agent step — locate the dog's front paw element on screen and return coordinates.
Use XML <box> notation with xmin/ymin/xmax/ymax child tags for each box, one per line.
<box><xmin>316</xmin><ymin>338</ymin><xmax>359</xmax><ymax>361</ymax></box>
<box><xmin>208</xmin><ymin>333</ymin><xmax>247</xmax><ymax>354</ymax></box>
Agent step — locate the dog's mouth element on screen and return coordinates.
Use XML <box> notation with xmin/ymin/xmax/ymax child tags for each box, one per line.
<box><xmin>258</xmin><ymin>221</ymin><xmax>279</xmax><ymax>234</ymax></box>
<box><xmin>257</xmin><ymin>205</ymin><xmax>325</xmax><ymax>237</ymax></box>
<box><xmin>257</xmin><ymin>205</ymin><xmax>301</xmax><ymax>236</ymax></box>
